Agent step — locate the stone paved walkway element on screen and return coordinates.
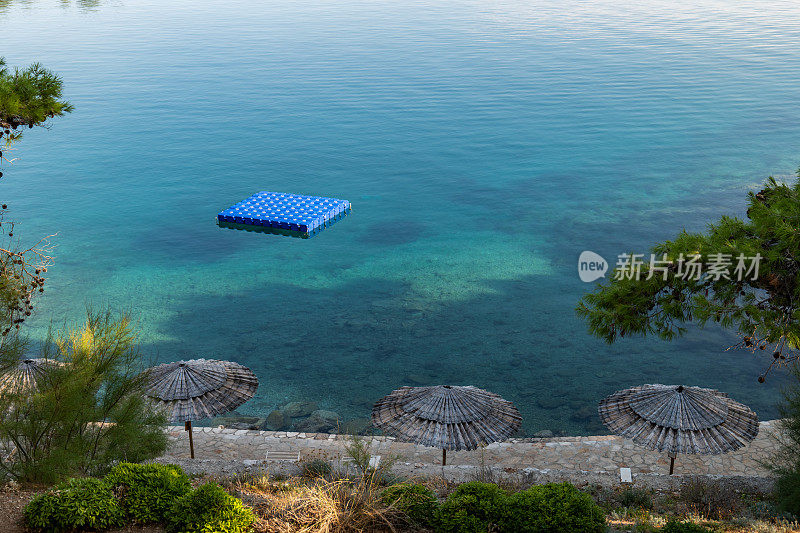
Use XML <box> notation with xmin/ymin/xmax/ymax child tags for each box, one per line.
<box><xmin>161</xmin><ymin>420</ymin><xmax>780</xmax><ymax>478</ymax></box>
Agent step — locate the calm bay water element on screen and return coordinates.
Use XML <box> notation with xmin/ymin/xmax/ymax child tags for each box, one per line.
<box><xmin>2</xmin><ymin>0</ymin><xmax>799</xmax><ymax>434</ymax></box>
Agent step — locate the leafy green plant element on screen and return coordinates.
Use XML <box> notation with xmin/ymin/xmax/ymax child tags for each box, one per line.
<box><xmin>343</xmin><ymin>435</ymin><xmax>399</xmax><ymax>485</ymax></box>
<box><xmin>748</xmin><ymin>500</ymin><xmax>787</xmax><ymax>521</ymax></box>
<box><xmin>343</xmin><ymin>435</ymin><xmax>372</xmax><ymax>473</ymax></box>
<box><xmin>435</xmin><ymin>481</ymin><xmax>508</xmax><ymax>532</ymax></box>
<box><xmin>167</xmin><ymin>482</ymin><xmax>256</xmax><ymax>533</ymax></box>
<box><xmin>617</xmin><ymin>486</ymin><xmax>653</xmax><ymax>510</ymax></box>
<box><xmin>24</xmin><ymin>476</ymin><xmax>125</xmax><ymax>532</ymax></box>
<box><xmin>774</xmin><ymin>470</ymin><xmax>800</xmax><ymax>518</ymax></box>
<box><xmin>436</xmin><ymin>481</ymin><xmax>606</xmax><ymax>533</ymax></box>
<box><xmin>502</xmin><ymin>482</ymin><xmax>606</xmax><ymax>533</ymax></box>
<box><xmin>660</xmin><ymin>520</ymin><xmax>712</xmax><ymax>533</ymax></box>
<box><xmin>382</xmin><ymin>483</ymin><xmax>438</xmax><ymax>528</ymax></box>
<box><xmin>104</xmin><ymin>462</ymin><xmax>191</xmax><ymax>523</ymax></box>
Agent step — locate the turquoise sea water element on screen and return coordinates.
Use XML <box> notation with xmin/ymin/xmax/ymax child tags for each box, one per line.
<box><xmin>2</xmin><ymin>0</ymin><xmax>799</xmax><ymax>435</ymax></box>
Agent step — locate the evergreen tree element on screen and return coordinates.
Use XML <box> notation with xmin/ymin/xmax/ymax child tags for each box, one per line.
<box><xmin>577</xmin><ymin>173</ymin><xmax>800</xmax><ymax>380</ymax></box>
<box><xmin>0</xmin><ymin>63</ymin><xmax>166</xmax><ymax>480</ymax></box>
<box><xmin>0</xmin><ymin>57</ymin><xmax>71</xmax><ymax>351</ymax></box>
<box><xmin>770</xmin><ymin>366</ymin><xmax>800</xmax><ymax>517</ymax></box>
<box><xmin>0</xmin><ymin>311</ymin><xmax>169</xmax><ymax>482</ymax></box>
<box><xmin>0</xmin><ymin>57</ymin><xmax>72</xmax><ymax>135</ymax></box>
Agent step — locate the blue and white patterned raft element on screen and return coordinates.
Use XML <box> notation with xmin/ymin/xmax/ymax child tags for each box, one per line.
<box><xmin>217</xmin><ymin>192</ymin><xmax>351</xmax><ymax>238</ymax></box>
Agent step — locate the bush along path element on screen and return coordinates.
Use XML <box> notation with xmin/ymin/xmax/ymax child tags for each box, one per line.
<box><xmin>8</xmin><ymin>426</ymin><xmax>796</xmax><ymax>532</ymax></box>
<box><xmin>17</xmin><ymin>462</ymin><xmax>609</xmax><ymax>533</ymax></box>
<box><xmin>23</xmin><ymin>463</ymin><xmax>255</xmax><ymax>533</ymax></box>
<box><xmin>10</xmin><ymin>465</ymin><xmax>800</xmax><ymax>532</ymax></box>
<box><xmin>12</xmin><ymin>430</ymin><xmax>800</xmax><ymax>533</ymax></box>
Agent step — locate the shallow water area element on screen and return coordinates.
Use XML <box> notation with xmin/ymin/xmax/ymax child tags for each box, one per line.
<box><xmin>2</xmin><ymin>0</ymin><xmax>799</xmax><ymax>435</ymax></box>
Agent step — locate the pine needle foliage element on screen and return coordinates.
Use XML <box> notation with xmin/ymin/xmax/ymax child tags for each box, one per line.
<box><xmin>0</xmin><ymin>57</ymin><xmax>69</xmax><ymax>356</ymax></box>
<box><xmin>770</xmin><ymin>366</ymin><xmax>800</xmax><ymax>517</ymax></box>
<box><xmin>576</xmin><ymin>173</ymin><xmax>800</xmax><ymax>380</ymax></box>
<box><xmin>0</xmin><ymin>57</ymin><xmax>72</xmax><ymax>136</ymax></box>
<box><xmin>0</xmin><ymin>311</ymin><xmax>168</xmax><ymax>483</ymax></box>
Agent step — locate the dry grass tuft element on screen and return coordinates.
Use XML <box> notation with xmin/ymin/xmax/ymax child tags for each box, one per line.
<box><xmin>232</xmin><ymin>472</ymin><xmax>407</xmax><ymax>533</ymax></box>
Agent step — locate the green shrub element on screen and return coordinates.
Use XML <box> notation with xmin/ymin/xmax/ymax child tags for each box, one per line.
<box><xmin>167</xmin><ymin>482</ymin><xmax>255</xmax><ymax>533</ymax></box>
<box><xmin>104</xmin><ymin>462</ymin><xmax>191</xmax><ymax>523</ymax></box>
<box><xmin>660</xmin><ymin>520</ymin><xmax>712</xmax><ymax>533</ymax></box>
<box><xmin>617</xmin><ymin>486</ymin><xmax>653</xmax><ymax>510</ymax></box>
<box><xmin>24</xmin><ymin>477</ymin><xmax>125</xmax><ymax>532</ymax></box>
<box><xmin>774</xmin><ymin>470</ymin><xmax>800</xmax><ymax>517</ymax></box>
<box><xmin>502</xmin><ymin>482</ymin><xmax>606</xmax><ymax>533</ymax></box>
<box><xmin>436</xmin><ymin>481</ymin><xmax>508</xmax><ymax>532</ymax></box>
<box><xmin>382</xmin><ymin>483</ymin><xmax>438</xmax><ymax>527</ymax></box>
<box><xmin>343</xmin><ymin>435</ymin><xmax>399</xmax><ymax>486</ymax></box>
<box><xmin>678</xmin><ymin>479</ymin><xmax>740</xmax><ymax>520</ymax></box>
<box><xmin>749</xmin><ymin>499</ymin><xmax>797</xmax><ymax>522</ymax></box>
<box><xmin>435</xmin><ymin>481</ymin><xmax>606</xmax><ymax>533</ymax></box>
<box><xmin>300</xmin><ymin>458</ymin><xmax>333</xmax><ymax>479</ymax></box>
<box><xmin>770</xmin><ymin>366</ymin><xmax>800</xmax><ymax>516</ymax></box>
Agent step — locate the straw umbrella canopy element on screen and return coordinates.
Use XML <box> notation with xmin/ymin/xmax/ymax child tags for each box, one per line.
<box><xmin>372</xmin><ymin>385</ymin><xmax>522</xmax><ymax>465</ymax></box>
<box><xmin>144</xmin><ymin>358</ymin><xmax>258</xmax><ymax>458</ymax></box>
<box><xmin>0</xmin><ymin>358</ymin><xmax>61</xmax><ymax>394</ymax></box>
<box><xmin>598</xmin><ymin>384</ymin><xmax>759</xmax><ymax>474</ymax></box>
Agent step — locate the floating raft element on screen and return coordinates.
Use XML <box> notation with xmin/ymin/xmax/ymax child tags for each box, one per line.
<box><xmin>217</xmin><ymin>192</ymin><xmax>351</xmax><ymax>239</ymax></box>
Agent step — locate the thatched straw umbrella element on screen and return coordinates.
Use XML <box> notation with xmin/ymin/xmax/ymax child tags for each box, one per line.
<box><xmin>0</xmin><ymin>358</ymin><xmax>61</xmax><ymax>394</ymax></box>
<box><xmin>144</xmin><ymin>359</ymin><xmax>258</xmax><ymax>458</ymax></box>
<box><xmin>372</xmin><ymin>385</ymin><xmax>522</xmax><ymax>465</ymax></box>
<box><xmin>599</xmin><ymin>384</ymin><xmax>759</xmax><ymax>474</ymax></box>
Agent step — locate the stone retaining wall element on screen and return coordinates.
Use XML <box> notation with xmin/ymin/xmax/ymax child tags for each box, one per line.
<box><xmin>159</xmin><ymin>420</ymin><xmax>780</xmax><ymax>486</ymax></box>
<box><xmin>157</xmin><ymin>457</ymin><xmax>774</xmax><ymax>494</ymax></box>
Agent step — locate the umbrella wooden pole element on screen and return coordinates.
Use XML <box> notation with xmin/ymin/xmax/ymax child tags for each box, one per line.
<box><xmin>442</xmin><ymin>448</ymin><xmax>446</xmax><ymax>466</ymax></box>
<box><xmin>185</xmin><ymin>421</ymin><xmax>195</xmax><ymax>459</ymax></box>
<box><xmin>668</xmin><ymin>452</ymin><xmax>676</xmax><ymax>475</ymax></box>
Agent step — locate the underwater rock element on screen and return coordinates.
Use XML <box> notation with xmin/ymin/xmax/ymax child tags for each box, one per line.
<box><xmin>211</xmin><ymin>415</ymin><xmax>264</xmax><ymax>430</ymax></box>
<box><xmin>263</xmin><ymin>410</ymin><xmax>291</xmax><ymax>431</ymax></box>
<box><xmin>536</xmin><ymin>396</ymin><xmax>564</xmax><ymax>410</ymax></box>
<box><xmin>372</xmin><ymin>346</ymin><xmax>397</xmax><ymax>360</ymax></box>
<box><xmin>281</xmin><ymin>401</ymin><xmax>318</xmax><ymax>418</ymax></box>
<box><xmin>311</xmin><ymin>410</ymin><xmax>340</xmax><ymax>427</ymax></box>
<box><xmin>571</xmin><ymin>405</ymin><xmax>597</xmax><ymax>422</ymax></box>
<box><xmin>339</xmin><ymin>418</ymin><xmax>372</xmax><ymax>435</ymax></box>
<box><xmin>292</xmin><ymin>417</ymin><xmax>327</xmax><ymax>433</ymax></box>
<box><xmin>533</xmin><ymin>430</ymin><xmax>554</xmax><ymax>438</ymax></box>
<box><xmin>568</xmin><ymin>399</ymin><xmax>585</xmax><ymax>411</ymax></box>
<box><xmin>294</xmin><ymin>410</ymin><xmax>340</xmax><ymax>433</ymax></box>
<box><xmin>403</xmin><ymin>373</ymin><xmax>434</xmax><ymax>386</ymax></box>
<box><xmin>354</xmin><ymin>396</ymin><xmax>377</xmax><ymax>410</ymax></box>
<box><xmin>360</xmin><ymin>220</ymin><xmax>426</xmax><ymax>246</ymax></box>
